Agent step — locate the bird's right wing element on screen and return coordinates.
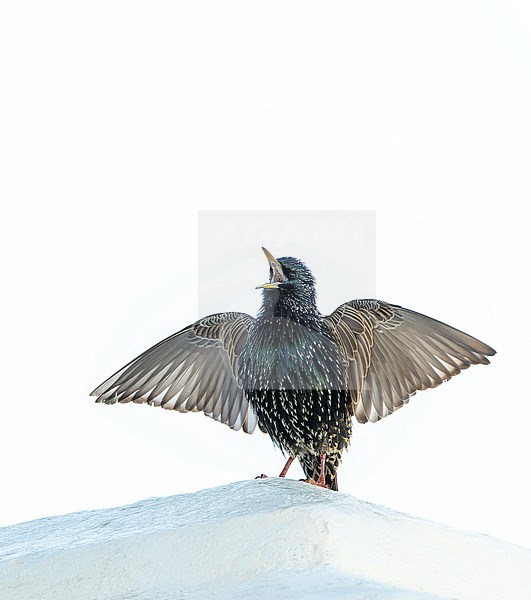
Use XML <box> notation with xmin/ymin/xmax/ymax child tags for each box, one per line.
<box><xmin>323</xmin><ymin>300</ymin><xmax>495</xmax><ymax>424</ymax></box>
<box><xmin>91</xmin><ymin>312</ymin><xmax>258</xmax><ymax>433</ymax></box>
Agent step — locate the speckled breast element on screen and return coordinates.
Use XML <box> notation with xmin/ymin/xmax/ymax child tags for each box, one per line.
<box><xmin>238</xmin><ymin>316</ymin><xmax>352</xmax><ymax>456</ymax></box>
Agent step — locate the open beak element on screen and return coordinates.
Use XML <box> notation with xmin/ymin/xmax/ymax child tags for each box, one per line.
<box><xmin>256</xmin><ymin>247</ymin><xmax>287</xmax><ymax>289</ymax></box>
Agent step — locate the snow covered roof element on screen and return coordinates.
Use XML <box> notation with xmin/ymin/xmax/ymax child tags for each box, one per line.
<box><xmin>0</xmin><ymin>478</ymin><xmax>529</xmax><ymax>599</ymax></box>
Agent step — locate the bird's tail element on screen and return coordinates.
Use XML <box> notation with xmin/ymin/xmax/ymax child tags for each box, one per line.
<box><xmin>299</xmin><ymin>453</ymin><xmax>341</xmax><ymax>491</ymax></box>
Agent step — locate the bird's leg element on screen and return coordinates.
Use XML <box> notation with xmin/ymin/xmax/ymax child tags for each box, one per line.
<box><xmin>316</xmin><ymin>453</ymin><xmax>327</xmax><ymax>487</ymax></box>
<box><xmin>256</xmin><ymin>456</ymin><xmax>295</xmax><ymax>480</ymax></box>
<box><xmin>302</xmin><ymin>454</ymin><xmax>329</xmax><ymax>489</ymax></box>
<box><xmin>279</xmin><ymin>456</ymin><xmax>295</xmax><ymax>478</ymax></box>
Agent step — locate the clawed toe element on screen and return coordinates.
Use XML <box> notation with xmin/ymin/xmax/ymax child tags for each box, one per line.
<box><xmin>300</xmin><ymin>477</ymin><xmax>329</xmax><ymax>489</ymax></box>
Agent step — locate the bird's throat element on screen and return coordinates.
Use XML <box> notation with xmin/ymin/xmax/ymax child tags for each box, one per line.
<box><xmin>259</xmin><ymin>288</ymin><xmax>319</xmax><ymax>326</ymax></box>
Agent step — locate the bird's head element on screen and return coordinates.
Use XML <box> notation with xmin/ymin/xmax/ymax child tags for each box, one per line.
<box><xmin>256</xmin><ymin>247</ymin><xmax>317</xmax><ymax>316</ymax></box>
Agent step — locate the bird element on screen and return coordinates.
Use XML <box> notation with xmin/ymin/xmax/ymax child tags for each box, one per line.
<box><xmin>91</xmin><ymin>247</ymin><xmax>495</xmax><ymax>490</ymax></box>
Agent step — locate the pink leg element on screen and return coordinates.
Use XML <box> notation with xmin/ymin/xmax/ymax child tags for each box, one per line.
<box><xmin>279</xmin><ymin>456</ymin><xmax>295</xmax><ymax>478</ymax></box>
<box><xmin>316</xmin><ymin>453</ymin><xmax>327</xmax><ymax>487</ymax></box>
<box><xmin>256</xmin><ymin>456</ymin><xmax>295</xmax><ymax>480</ymax></box>
<box><xmin>303</xmin><ymin>454</ymin><xmax>329</xmax><ymax>489</ymax></box>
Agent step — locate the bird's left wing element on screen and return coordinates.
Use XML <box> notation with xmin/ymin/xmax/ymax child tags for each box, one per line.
<box><xmin>323</xmin><ymin>300</ymin><xmax>495</xmax><ymax>424</ymax></box>
<box><xmin>91</xmin><ymin>312</ymin><xmax>258</xmax><ymax>433</ymax></box>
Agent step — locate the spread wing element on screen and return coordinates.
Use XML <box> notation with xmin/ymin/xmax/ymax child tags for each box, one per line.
<box><xmin>323</xmin><ymin>300</ymin><xmax>495</xmax><ymax>424</ymax></box>
<box><xmin>91</xmin><ymin>312</ymin><xmax>257</xmax><ymax>433</ymax></box>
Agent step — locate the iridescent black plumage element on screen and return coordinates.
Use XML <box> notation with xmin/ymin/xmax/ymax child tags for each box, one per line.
<box><xmin>92</xmin><ymin>249</ymin><xmax>496</xmax><ymax>491</ymax></box>
<box><xmin>239</xmin><ymin>257</ymin><xmax>351</xmax><ymax>489</ymax></box>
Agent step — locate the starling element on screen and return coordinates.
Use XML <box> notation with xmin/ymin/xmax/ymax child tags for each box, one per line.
<box><xmin>92</xmin><ymin>247</ymin><xmax>495</xmax><ymax>490</ymax></box>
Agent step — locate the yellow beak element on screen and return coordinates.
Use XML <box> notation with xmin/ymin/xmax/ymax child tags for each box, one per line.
<box><xmin>256</xmin><ymin>282</ymin><xmax>280</xmax><ymax>289</ymax></box>
<box><xmin>256</xmin><ymin>247</ymin><xmax>286</xmax><ymax>289</ymax></box>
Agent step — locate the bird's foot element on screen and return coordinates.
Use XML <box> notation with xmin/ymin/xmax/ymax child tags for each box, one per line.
<box><xmin>300</xmin><ymin>478</ymin><xmax>329</xmax><ymax>490</ymax></box>
<box><xmin>256</xmin><ymin>456</ymin><xmax>295</xmax><ymax>481</ymax></box>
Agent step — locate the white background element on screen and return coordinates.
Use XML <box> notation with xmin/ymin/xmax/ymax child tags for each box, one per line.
<box><xmin>1</xmin><ymin>1</ymin><xmax>530</xmax><ymax>548</ymax></box>
<box><xmin>198</xmin><ymin>210</ymin><xmax>376</xmax><ymax>317</ymax></box>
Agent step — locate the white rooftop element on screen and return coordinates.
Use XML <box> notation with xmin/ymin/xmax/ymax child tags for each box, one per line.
<box><xmin>1</xmin><ymin>478</ymin><xmax>529</xmax><ymax>599</ymax></box>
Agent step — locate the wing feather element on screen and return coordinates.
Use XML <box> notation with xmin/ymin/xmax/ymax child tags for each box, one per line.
<box><xmin>324</xmin><ymin>300</ymin><xmax>495</xmax><ymax>424</ymax></box>
<box><xmin>91</xmin><ymin>312</ymin><xmax>257</xmax><ymax>433</ymax></box>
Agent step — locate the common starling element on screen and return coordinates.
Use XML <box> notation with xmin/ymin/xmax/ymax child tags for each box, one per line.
<box><xmin>92</xmin><ymin>247</ymin><xmax>495</xmax><ymax>490</ymax></box>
